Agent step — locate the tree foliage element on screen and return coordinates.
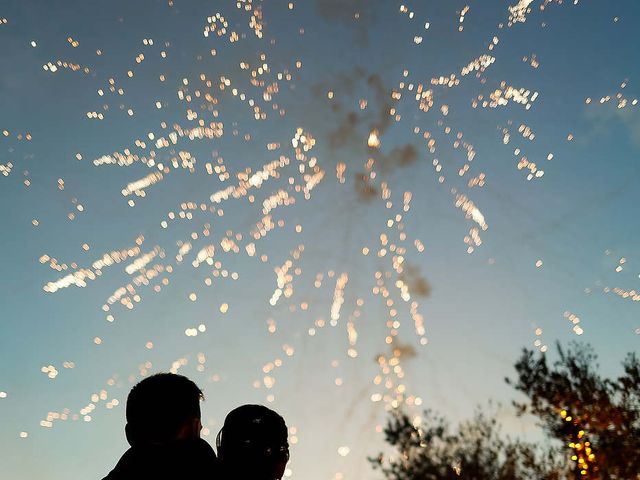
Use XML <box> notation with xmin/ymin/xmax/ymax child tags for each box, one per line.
<box><xmin>508</xmin><ymin>342</ymin><xmax>640</xmax><ymax>479</ymax></box>
<box><xmin>372</xmin><ymin>343</ymin><xmax>640</xmax><ymax>479</ymax></box>
<box><xmin>370</xmin><ymin>408</ymin><xmax>563</xmax><ymax>479</ymax></box>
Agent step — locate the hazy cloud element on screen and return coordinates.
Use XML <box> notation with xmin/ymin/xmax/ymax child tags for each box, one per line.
<box><xmin>312</xmin><ymin>68</ymin><xmax>422</xmax><ymax>202</ymax></box>
<box><xmin>584</xmin><ymin>103</ymin><xmax>640</xmax><ymax>149</ymax></box>
<box><xmin>399</xmin><ymin>264</ymin><xmax>432</xmax><ymax>298</ymax></box>
<box><xmin>315</xmin><ymin>0</ymin><xmax>376</xmax><ymax>45</ymax></box>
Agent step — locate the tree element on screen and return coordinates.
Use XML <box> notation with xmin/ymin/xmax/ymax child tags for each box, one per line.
<box><xmin>370</xmin><ymin>408</ymin><xmax>563</xmax><ymax>479</ymax></box>
<box><xmin>508</xmin><ymin>342</ymin><xmax>640</xmax><ymax>479</ymax></box>
<box><xmin>372</xmin><ymin>343</ymin><xmax>640</xmax><ymax>479</ymax></box>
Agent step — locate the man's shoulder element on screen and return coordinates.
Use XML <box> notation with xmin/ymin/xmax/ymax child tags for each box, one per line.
<box><xmin>101</xmin><ymin>447</ymin><xmax>142</xmax><ymax>480</ymax></box>
<box><xmin>101</xmin><ymin>439</ymin><xmax>220</xmax><ymax>479</ymax></box>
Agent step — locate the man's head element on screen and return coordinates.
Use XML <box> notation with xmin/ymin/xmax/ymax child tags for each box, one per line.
<box><xmin>125</xmin><ymin>373</ymin><xmax>203</xmax><ymax>447</ymax></box>
<box><xmin>217</xmin><ymin>404</ymin><xmax>289</xmax><ymax>480</ymax></box>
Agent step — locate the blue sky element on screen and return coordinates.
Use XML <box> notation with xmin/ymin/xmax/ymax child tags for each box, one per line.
<box><xmin>0</xmin><ymin>1</ymin><xmax>639</xmax><ymax>478</ymax></box>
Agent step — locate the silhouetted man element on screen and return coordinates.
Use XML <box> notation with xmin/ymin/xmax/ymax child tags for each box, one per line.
<box><xmin>216</xmin><ymin>404</ymin><xmax>289</xmax><ymax>480</ymax></box>
<box><xmin>102</xmin><ymin>373</ymin><xmax>219</xmax><ymax>479</ymax></box>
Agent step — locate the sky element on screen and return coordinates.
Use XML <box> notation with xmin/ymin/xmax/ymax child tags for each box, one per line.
<box><xmin>0</xmin><ymin>0</ymin><xmax>639</xmax><ymax>478</ymax></box>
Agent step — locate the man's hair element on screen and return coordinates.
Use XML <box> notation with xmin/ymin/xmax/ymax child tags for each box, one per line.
<box><xmin>217</xmin><ymin>404</ymin><xmax>289</xmax><ymax>478</ymax></box>
<box><xmin>125</xmin><ymin>373</ymin><xmax>203</xmax><ymax>445</ymax></box>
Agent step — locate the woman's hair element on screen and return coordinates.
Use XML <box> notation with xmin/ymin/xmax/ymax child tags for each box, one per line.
<box><xmin>217</xmin><ymin>404</ymin><xmax>289</xmax><ymax>478</ymax></box>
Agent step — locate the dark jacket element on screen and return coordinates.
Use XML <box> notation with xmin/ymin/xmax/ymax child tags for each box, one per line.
<box><xmin>102</xmin><ymin>438</ymin><xmax>219</xmax><ymax>479</ymax></box>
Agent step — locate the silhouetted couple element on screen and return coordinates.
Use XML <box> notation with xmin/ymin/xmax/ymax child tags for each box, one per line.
<box><xmin>102</xmin><ymin>373</ymin><xmax>289</xmax><ymax>479</ymax></box>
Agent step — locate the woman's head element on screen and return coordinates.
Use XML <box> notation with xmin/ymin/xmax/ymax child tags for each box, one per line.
<box><xmin>217</xmin><ymin>404</ymin><xmax>289</xmax><ymax>480</ymax></box>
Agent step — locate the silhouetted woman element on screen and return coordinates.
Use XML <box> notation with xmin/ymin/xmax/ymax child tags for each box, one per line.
<box><xmin>216</xmin><ymin>404</ymin><xmax>289</xmax><ymax>480</ymax></box>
